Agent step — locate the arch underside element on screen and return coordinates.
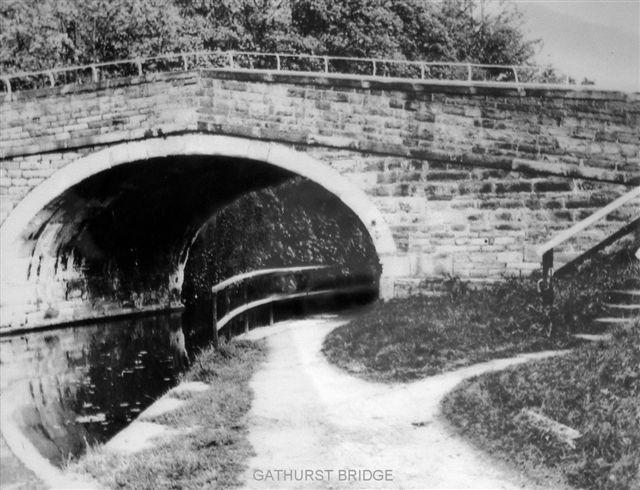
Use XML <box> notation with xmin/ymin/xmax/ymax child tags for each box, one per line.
<box><xmin>0</xmin><ymin>136</ymin><xmax>397</xmax><ymax>329</ymax></box>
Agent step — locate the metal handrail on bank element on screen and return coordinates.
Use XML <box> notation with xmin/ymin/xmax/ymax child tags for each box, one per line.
<box><xmin>210</xmin><ymin>264</ymin><xmax>376</xmax><ymax>348</ymax></box>
<box><xmin>1</xmin><ymin>49</ymin><xmax>567</xmax><ymax>94</ymax></box>
<box><xmin>536</xmin><ymin>186</ymin><xmax>640</xmax><ymax>304</ymax></box>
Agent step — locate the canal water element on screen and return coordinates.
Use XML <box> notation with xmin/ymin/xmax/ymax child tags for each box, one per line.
<box><xmin>0</xmin><ymin>311</ymin><xmax>212</xmax><ymax>466</ymax></box>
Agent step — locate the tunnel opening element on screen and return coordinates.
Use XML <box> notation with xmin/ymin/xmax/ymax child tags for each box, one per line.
<box><xmin>182</xmin><ymin>177</ymin><xmax>382</xmax><ymax>339</ymax></box>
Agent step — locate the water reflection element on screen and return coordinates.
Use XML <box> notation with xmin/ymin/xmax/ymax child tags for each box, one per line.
<box><xmin>0</xmin><ymin>311</ymin><xmax>211</xmax><ymax>466</ymax></box>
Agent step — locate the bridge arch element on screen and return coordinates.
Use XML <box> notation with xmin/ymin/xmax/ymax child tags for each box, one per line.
<box><xmin>0</xmin><ymin>134</ymin><xmax>397</xmax><ymax>329</ymax></box>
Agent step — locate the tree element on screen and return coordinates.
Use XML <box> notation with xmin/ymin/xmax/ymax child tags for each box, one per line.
<box><xmin>174</xmin><ymin>0</ymin><xmax>295</xmax><ymax>52</ymax></box>
<box><xmin>1</xmin><ymin>0</ymin><xmax>541</xmax><ymax>72</ymax></box>
<box><xmin>1</xmin><ymin>0</ymin><xmax>74</xmax><ymax>72</ymax></box>
<box><xmin>290</xmin><ymin>0</ymin><xmax>538</xmax><ymax>64</ymax></box>
<box><xmin>291</xmin><ymin>0</ymin><xmax>405</xmax><ymax>58</ymax></box>
<box><xmin>436</xmin><ymin>0</ymin><xmax>537</xmax><ymax>65</ymax></box>
<box><xmin>1</xmin><ymin>0</ymin><xmax>184</xmax><ymax>72</ymax></box>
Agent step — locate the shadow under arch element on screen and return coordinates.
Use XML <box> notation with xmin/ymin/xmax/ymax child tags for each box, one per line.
<box><xmin>0</xmin><ymin>134</ymin><xmax>398</xmax><ymax>329</ymax></box>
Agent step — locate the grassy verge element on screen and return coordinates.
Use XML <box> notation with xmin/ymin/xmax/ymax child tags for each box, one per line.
<box><xmin>322</xmin><ymin>278</ymin><xmax>580</xmax><ymax>382</ymax></box>
<box><xmin>442</xmin><ymin>324</ymin><xmax>640</xmax><ymax>490</ymax></box>
<box><xmin>322</xmin><ymin>239</ymin><xmax>638</xmax><ymax>382</ymax></box>
<box><xmin>69</xmin><ymin>340</ymin><xmax>265</xmax><ymax>489</ymax></box>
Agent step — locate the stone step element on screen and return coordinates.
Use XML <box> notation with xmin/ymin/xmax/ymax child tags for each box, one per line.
<box><xmin>603</xmin><ymin>303</ymin><xmax>640</xmax><ymax>317</ymax></box>
<box><xmin>607</xmin><ymin>289</ymin><xmax>640</xmax><ymax>296</ymax></box>
<box><xmin>593</xmin><ymin>317</ymin><xmax>637</xmax><ymax>326</ymax></box>
<box><xmin>603</xmin><ymin>290</ymin><xmax>640</xmax><ymax>304</ymax></box>
<box><xmin>573</xmin><ymin>333</ymin><xmax>612</xmax><ymax>342</ymax></box>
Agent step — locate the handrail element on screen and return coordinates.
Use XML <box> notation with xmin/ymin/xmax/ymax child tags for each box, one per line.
<box><xmin>209</xmin><ymin>264</ymin><xmax>376</xmax><ymax>347</ymax></box>
<box><xmin>216</xmin><ymin>285</ymin><xmax>372</xmax><ymax>330</ymax></box>
<box><xmin>0</xmin><ymin>49</ymin><xmax>567</xmax><ymax>94</ymax></box>
<box><xmin>536</xmin><ymin>185</ymin><xmax>640</xmax><ymax>305</ymax></box>
<box><xmin>211</xmin><ymin>265</ymin><xmax>330</xmax><ymax>293</ymax></box>
<box><xmin>537</xmin><ymin>186</ymin><xmax>640</xmax><ymax>256</ymax></box>
<box><xmin>554</xmin><ymin>217</ymin><xmax>640</xmax><ymax>277</ymax></box>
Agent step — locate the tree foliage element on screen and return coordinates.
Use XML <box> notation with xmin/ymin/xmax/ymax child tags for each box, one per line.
<box><xmin>182</xmin><ymin>179</ymin><xmax>381</xmax><ymax>307</ymax></box>
<box><xmin>1</xmin><ymin>0</ymin><xmax>540</xmax><ymax>72</ymax></box>
<box><xmin>1</xmin><ymin>0</ymin><xmax>184</xmax><ymax>71</ymax></box>
<box><xmin>292</xmin><ymin>0</ymin><xmax>537</xmax><ymax>64</ymax></box>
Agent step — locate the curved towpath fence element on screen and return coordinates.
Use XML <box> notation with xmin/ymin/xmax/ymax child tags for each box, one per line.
<box><xmin>210</xmin><ymin>265</ymin><xmax>377</xmax><ymax>348</ymax></box>
<box><xmin>1</xmin><ymin>50</ymin><xmax>570</xmax><ymax>94</ymax></box>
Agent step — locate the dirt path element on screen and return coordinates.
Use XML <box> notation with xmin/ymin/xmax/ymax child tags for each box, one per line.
<box><xmin>239</xmin><ymin>315</ymin><xmax>564</xmax><ymax>490</ymax></box>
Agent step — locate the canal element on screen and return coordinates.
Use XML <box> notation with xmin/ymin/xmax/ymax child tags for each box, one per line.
<box><xmin>0</xmin><ymin>311</ymin><xmax>211</xmax><ymax>466</ymax></box>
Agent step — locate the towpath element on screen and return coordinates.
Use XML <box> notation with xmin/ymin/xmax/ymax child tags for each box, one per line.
<box><xmin>239</xmin><ymin>315</ymin><xmax>564</xmax><ymax>490</ymax></box>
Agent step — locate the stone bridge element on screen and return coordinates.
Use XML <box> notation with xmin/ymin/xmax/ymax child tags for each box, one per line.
<box><xmin>1</xmin><ymin>63</ymin><xmax>639</xmax><ymax>329</ymax></box>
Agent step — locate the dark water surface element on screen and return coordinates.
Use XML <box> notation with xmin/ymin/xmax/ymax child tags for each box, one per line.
<box><xmin>0</xmin><ymin>311</ymin><xmax>211</xmax><ymax>466</ymax></box>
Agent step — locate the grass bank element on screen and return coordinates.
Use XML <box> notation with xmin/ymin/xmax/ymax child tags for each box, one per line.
<box><xmin>322</xmin><ymin>278</ymin><xmax>580</xmax><ymax>382</ymax></box>
<box><xmin>322</xmin><ymin>239</ymin><xmax>638</xmax><ymax>382</ymax></box>
<box><xmin>70</xmin><ymin>340</ymin><xmax>265</xmax><ymax>489</ymax></box>
<box><xmin>442</xmin><ymin>324</ymin><xmax>640</xmax><ymax>490</ymax></box>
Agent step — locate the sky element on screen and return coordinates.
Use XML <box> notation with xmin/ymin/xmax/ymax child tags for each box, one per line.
<box><xmin>510</xmin><ymin>0</ymin><xmax>639</xmax><ymax>90</ymax></box>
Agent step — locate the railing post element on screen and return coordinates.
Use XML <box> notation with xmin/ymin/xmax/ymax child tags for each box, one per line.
<box><xmin>182</xmin><ymin>54</ymin><xmax>188</xmax><ymax>71</ymax></box>
<box><xmin>243</xmin><ymin>283</ymin><xmax>249</xmax><ymax>333</ymax></box>
<box><xmin>420</xmin><ymin>64</ymin><xmax>425</xmax><ymax>80</ymax></box>
<box><xmin>91</xmin><ymin>65</ymin><xmax>99</xmax><ymax>83</ymax></box>
<box><xmin>225</xmin><ymin>288</ymin><xmax>232</xmax><ymax>338</ymax></box>
<box><xmin>324</xmin><ymin>56</ymin><xmax>329</xmax><ymax>73</ymax></box>
<box><xmin>303</xmin><ymin>272</ymin><xmax>310</xmax><ymax>315</ymax></box>
<box><xmin>372</xmin><ymin>60</ymin><xmax>377</xmax><ymax>76</ymax></box>
<box><xmin>276</xmin><ymin>54</ymin><xmax>281</xmax><ymax>71</ymax></box>
<box><xmin>512</xmin><ymin>66</ymin><xmax>519</xmax><ymax>84</ymax></box>
<box><xmin>228</xmin><ymin>51</ymin><xmax>234</xmax><ymax>68</ymax></box>
<box><xmin>467</xmin><ymin>64</ymin><xmax>472</xmax><ymax>82</ymax></box>
<box><xmin>136</xmin><ymin>59</ymin><xmax>143</xmax><ymax>77</ymax></box>
<box><xmin>211</xmin><ymin>291</ymin><xmax>219</xmax><ymax>350</ymax></box>
<box><xmin>48</xmin><ymin>72</ymin><xmax>55</xmax><ymax>87</ymax></box>
<box><xmin>539</xmin><ymin>249</ymin><xmax>554</xmax><ymax>306</ymax></box>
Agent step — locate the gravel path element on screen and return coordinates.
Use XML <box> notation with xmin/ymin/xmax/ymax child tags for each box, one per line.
<box><xmin>239</xmin><ymin>315</ymin><xmax>564</xmax><ymax>490</ymax></box>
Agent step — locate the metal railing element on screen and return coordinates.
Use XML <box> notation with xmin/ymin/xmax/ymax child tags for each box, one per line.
<box><xmin>536</xmin><ymin>186</ymin><xmax>640</xmax><ymax>304</ymax></box>
<box><xmin>210</xmin><ymin>264</ymin><xmax>377</xmax><ymax>347</ymax></box>
<box><xmin>1</xmin><ymin>50</ymin><xmax>566</xmax><ymax>94</ymax></box>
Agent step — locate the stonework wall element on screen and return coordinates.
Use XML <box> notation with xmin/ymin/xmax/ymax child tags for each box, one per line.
<box><xmin>307</xmin><ymin>148</ymin><xmax>635</xmax><ymax>295</ymax></box>
<box><xmin>1</xmin><ymin>70</ymin><xmax>638</xmax><ymax>326</ymax></box>
<box><xmin>1</xmin><ymin>71</ymin><xmax>638</xmax><ymax>222</ymax></box>
<box><xmin>196</xmin><ymin>72</ymin><xmax>639</xmax><ymax>177</ymax></box>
